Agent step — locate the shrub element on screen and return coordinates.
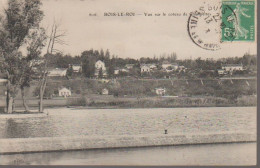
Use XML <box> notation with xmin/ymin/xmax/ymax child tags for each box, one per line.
<box><xmin>67</xmin><ymin>96</ymin><xmax>87</xmax><ymax>106</ymax></box>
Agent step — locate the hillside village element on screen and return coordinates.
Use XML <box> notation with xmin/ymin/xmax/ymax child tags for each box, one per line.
<box><xmin>44</xmin><ymin>50</ymin><xmax>256</xmax><ymax>80</ymax></box>
<box><xmin>0</xmin><ymin>49</ymin><xmax>257</xmax><ymax>109</ymax></box>
<box><xmin>49</xmin><ymin>60</ymin><xmax>250</xmax><ymax>78</ymax></box>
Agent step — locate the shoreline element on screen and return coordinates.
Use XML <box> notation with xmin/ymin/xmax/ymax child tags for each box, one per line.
<box><xmin>0</xmin><ymin>132</ymin><xmax>256</xmax><ymax>154</ymax></box>
<box><xmin>0</xmin><ymin>105</ymin><xmax>256</xmax><ymax>115</ymax></box>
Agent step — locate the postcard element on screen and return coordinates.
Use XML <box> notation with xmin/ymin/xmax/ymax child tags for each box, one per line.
<box><xmin>0</xmin><ymin>0</ymin><xmax>257</xmax><ymax>166</ymax></box>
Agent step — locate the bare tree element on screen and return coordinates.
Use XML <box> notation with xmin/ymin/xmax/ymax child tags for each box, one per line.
<box><xmin>38</xmin><ymin>21</ymin><xmax>67</xmax><ymax>112</ymax></box>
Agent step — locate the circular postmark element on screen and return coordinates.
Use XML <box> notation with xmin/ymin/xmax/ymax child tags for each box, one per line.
<box><xmin>187</xmin><ymin>2</ymin><xmax>223</xmax><ymax>51</ymax></box>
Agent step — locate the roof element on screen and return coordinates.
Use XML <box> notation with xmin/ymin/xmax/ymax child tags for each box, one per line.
<box><xmin>49</xmin><ymin>68</ymin><xmax>67</xmax><ymax>71</ymax></box>
<box><xmin>59</xmin><ymin>87</ymin><xmax>71</xmax><ymax>91</ymax></box>
<box><xmin>162</xmin><ymin>62</ymin><xmax>178</xmax><ymax>65</ymax></box>
<box><xmin>155</xmin><ymin>87</ymin><xmax>166</xmax><ymax>90</ymax></box>
<box><xmin>222</xmin><ymin>64</ymin><xmax>243</xmax><ymax>67</ymax></box>
<box><xmin>141</xmin><ymin>64</ymin><xmax>150</xmax><ymax>68</ymax></box>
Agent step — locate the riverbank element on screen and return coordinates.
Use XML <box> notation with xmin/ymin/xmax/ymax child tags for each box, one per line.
<box><xmin>0</xmin><ymin>95</ymin><xmax>257</xmax><ymax>111</ymax></box>
<box><xmin>0</xmin><ymin>131</ymin><xmax>256</xmax><ymax>154</ymax></box>
<box><xmin>1</xmin><ymin>142</ymin><xmax>255</xmax><ymax>165</ymax></box>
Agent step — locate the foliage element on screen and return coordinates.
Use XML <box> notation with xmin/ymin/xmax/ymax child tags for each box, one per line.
<box><xmin>0</xmin><ymin>0</ymin><xmax>45</xmax><ymax>112</ymax></box>
<box><xmin>66</xmin><ymin>64</ymin><xmax>73</xmax><ymax>77</ymax></box>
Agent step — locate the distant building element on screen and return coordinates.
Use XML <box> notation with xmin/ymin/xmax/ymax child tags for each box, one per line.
<box><xmin>222</xmin><ymin>64</ymin><xmax>244</xmax><ymax>72</ymax></box>
<box><xmin>102</xmin><ymin>88</ymin><xmax>109</xmax><ymax>95</ymax></box>
<box><xmin>94</xmin><ymin>60</ymin><xmax>107</xmax><ymax>77</ymax></box>
<box><xmin>0</xmin><ymin>79</ymin><xmax>7</xmax><ymax>83</ymax></box>
<box><xmin>162</xmin><ymin>62</ymin><xmax>179</xmax><ymax>70</ymax></box>
<box><xmin>114</xmin><ymin>69</ymin><xmax>120</xmax><ymax>75</ymax></box>
<box><xmin>58</xmin><ymin>87</ymin><xmax>71</xmax><ymax>97</ymax></box>
<box><xmin>114</xmin><ymin>68</ymin><xmax>129</xmax><ymax>75</ymax></box>
<box><xmin>48</xmin><ymin>68</ymin><xmax>67</xmax><ymax>77</ymax></box>
<box><xmin>149</xmin><ymin>64</ymin><xmax>157</xmax><ymax>70</ymax></box>
<box><xmin>141</xmin><ymin>64</ymin><xmax>151</xmax><ymax>73</ymax></box>
<box><xmin>125</xmin><ymin>64</ymin><xmax>134</xmax><ymax>69</ymax></box>
<box><xmin>70</xmin><ymin>64</ymin><xmax>82</xmax><ymax>73</ymax></box>
<box><xmin>178</xmin><ymin>65</ymin><xmax>186</xmax><ymax>72</ymax></box>
<box><xmin>0</xmin><ymin>72</ymin><xmax>7</xmax><ymax>83</ymax></box>
<box><xmin>155</xmin><ymin>88</ymin><xmax>166</xmax><ymax>96</ymax></box>
<box><xmin>217</xmin><ymin>69</ymin><xmax>226</xmax><ymax>75</ymax></box>
<box><xmin>120</xmin><ymin>68</ymin><xmax>129</xmax><ymax>73</ymax></box>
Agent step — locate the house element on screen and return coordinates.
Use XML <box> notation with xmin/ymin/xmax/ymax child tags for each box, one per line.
<box><xmin>162</xmin><ymin>62</ymin><xmax>179</xmax><ymax>71</ymax></box>
<box><xmin>0</xmin><ymin>72</ymin><xmax>7</xmax><ymax>83</ymax></box>
<box><xmin>140</xmin><ymin>64</ymin><xmax>151</xmax><ymax>73</ymax></box>
<box><xmin>58</xmin><ymin>87</ymin><xmax>71</xmax><ymax>97</ymax></box>
<box><xmin>70</xmin><ymin>64</ymin><xmax>82</xmax><ymax>73</ymax></box>
<box><xmin>120</xmin><ymin>68</ymin><xmax>129</xmax><ymax>73</ymax></box>
<box><xmin>125</xmin><ymin>64</ymin><xmax>134</xmax><ymax>69</ymax></box>
<box><xmin>114</xmin><ymin>69</ymin><xmax>120</xmax><ymax>75</ymax></box>
<box><xmin>178</xmin><ymin>65</ymin><xmax>186</xmax><ymax>72</ymax></box>
<box><xmin>149</xmin><ymin>64</ymin><xmax>157</xmax><ymax>70</ymax></box>
<box><xmin>155</xmin><ymin>88</ymin><xmax>166</xmax><ymax>96</ymax></box>
<box><xmin>0</xmin><ymin>79</ymin><xmax>7</xmax><ymax>83</ymax></box>
<box><xmin>94</xmin><ymin>60</ymin><xmax>107</xmax><ymax>77</ymax></box>
<box><xmin>222</xmin><ymin>64</ymin><xmax>244</xmax><ymax>72</ymax></box>
<box><xmin>102</xmin><ymin>88</ymin><xmax>109</xmax><ymax>95</ymax></box>
<box><xmin>48</xmin><ymin>68</ymin><xmax>67</xmax><ymax>77</ymax></box>
<box><xmin>114</xmin><ymin>68</ymin><xmax>129</xmax><ymax>75</ymax></box>
<box><xmin>217</xmin><ymin>69</ymin><xmax>226</xmax><ymax>75</ymax></box>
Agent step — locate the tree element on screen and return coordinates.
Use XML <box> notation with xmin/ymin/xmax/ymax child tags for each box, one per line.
<box><xmin>0</xmin><ymin>0</ymin><xmax>45</xmax><ymax>113</ymax></box>
<box><xmin>81</xmin><ymin>50</ymin><xmax>97</xmax><ymax>78</ymax></box>
<box><xmin>38</xmin><ymin>21</ymin><xmax>67</xmax><ymax>112</ymax></box>
<box><xmin>66</xmin><ymin>64</ymin><xmax>73</xmax><ymax>77</ymax></box>
<box><xmin>98</xmin><ymin>68</ymin><xmax>103</xmax><ymax>79</ymax></box>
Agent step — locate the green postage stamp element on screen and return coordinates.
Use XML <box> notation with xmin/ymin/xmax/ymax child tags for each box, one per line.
<box><xmin>221</xmin><ymin>0</ymin><xmax>255</xmax><ymax>41</ymax></box>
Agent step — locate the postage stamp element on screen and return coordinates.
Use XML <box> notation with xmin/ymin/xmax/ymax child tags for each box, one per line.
<box><xmin>221</xmin><ymin>0</ymin><xmax>255</xmax><ymax>41</ymax></box>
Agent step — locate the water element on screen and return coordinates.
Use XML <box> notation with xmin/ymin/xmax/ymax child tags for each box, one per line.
<box><xmin>0</xmin><ymin>142</ymin><xmax>256</xmax><ymax>165</ymax></box>
<box><xmin>0</xmin><ymin>107</ymin><xmax>256</xmax><ymax>138</ymax></box>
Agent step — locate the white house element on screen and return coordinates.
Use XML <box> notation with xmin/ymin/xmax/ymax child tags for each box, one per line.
<box><xmin>94</xmin><ymin>60</ymin><xmax>107</xmax><ymax>77</ymax></box>
<box><xmin>58</xmin><ymin>87</ymin><xmax>71</xmax><ymax>97</ymax></box>
<box><xmin>114</xmin><ymin>67</ymin><xmax>130</xmax><ymax>75</ymax></box>
<box><xmin>114</xmin><ymin>69</ymin><xmax>120</xmax><ymax>75</ymax></box>
<box><xmin>217</xmin><ymin>69</ymin><xmax>226</xmax><ymax>75</ymax></box>
<box><xmin>155</xmin><ymin>88</ymin><xmax>166</xmax><ymax>96</ymax></box>
<box><xmin>222</xmin><ymin>64</ymin><xmax>244</xmax><ymax>72</ymax></box>
<box><xmin>141</xmin><ymin>64</ymin><xmax>151</xmax><ymax>73</ymax></box>
<box><xmin>71</xmin><ymin>64</ymin><xmax>82</xmax><ymax>73</ymax></box>
<box><xmin>149</xmin><ymin>64</ymin><xmax>157</xmax><ymax>70</ymax></box>
<box><xmin>125</xmin><ymin>64</ymin><xmax>134</xmax><ymax>69</ymax></box>
<box><xmin>48</xmin><ymin>68</ymin><xmax>67</xmax><ymax>77</ymax></box>
<box><xmin>162</xmin><ymin>62</ymin><xmax>179</xmax><ymax>70</ymax></box>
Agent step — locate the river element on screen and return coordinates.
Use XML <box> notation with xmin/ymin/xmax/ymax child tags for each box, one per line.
<box><xmin>0</xmin><ymin>107</ymin><xmax>256</xmax><ymax>138</ymax></box>
<box><xmin>0</xmin><ymin>106</ymin><xmax>256</xmax><ymax>165</ymax></box>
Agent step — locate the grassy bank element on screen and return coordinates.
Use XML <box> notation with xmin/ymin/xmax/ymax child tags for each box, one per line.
<box><xmin>0</xmin><ymin>95</ymin><xmax>256</xmax><ymax>111</ymax></box>
<box><xmin>67</xmin><ymin>95</ymin><xmax>257</xmax><ymax>108</ymax></box>
<box><xmin>0</xmin><ymin>78</ymin><xmax>256</xmax><ymax>110</ymax></box>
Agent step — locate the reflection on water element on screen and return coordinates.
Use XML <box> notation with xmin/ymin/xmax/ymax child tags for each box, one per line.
<box><xmin>0</xmin><ymin>107</ymin><xmax>256</xmax><ymax>138</ymax></box>
<box><xmin>0</xmin><ymin>142</ymin><xmax>256</xmax><ymax>165</ymax></box>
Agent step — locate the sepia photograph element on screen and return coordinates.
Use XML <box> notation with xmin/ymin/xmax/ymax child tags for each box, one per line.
<box><xmin>0</xmin><ymin>0</ymin><xmax>257</xmax><ymax>166</ymax></box>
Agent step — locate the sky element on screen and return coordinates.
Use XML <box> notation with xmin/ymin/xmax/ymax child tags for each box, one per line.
<box><xmin>0</xmin><ymin>0</ymin><xmax>257</xmax><ymax>59</ymax></box>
